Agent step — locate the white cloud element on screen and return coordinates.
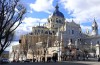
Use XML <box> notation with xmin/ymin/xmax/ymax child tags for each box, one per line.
<box><xmin>21</xmin><ymin>17</ymin><xmax>47</xmax><ymax>26</ymax></box>
<box><xmin>60</xmin><ymin>0</ymin><xmax>100</xmax><ymax>23</ymax></box>
<box><xmin>81</xmin><ymin>25</ymin><xmax>91</xmax><ymax>31</ymax></box>
<box><xmin>5</xmin><ymin>41</ymin><xmax>19</xmax><ymax>52</ymax></box>
<box><xmin>80</xmin><ymin>25</ymin><xmax>92</xmax><ymax>34</ymax></box>
<box><xmin>29</xmin><ymin>0</ymin><xmax>54</xmax><ymax>14</ymax></box>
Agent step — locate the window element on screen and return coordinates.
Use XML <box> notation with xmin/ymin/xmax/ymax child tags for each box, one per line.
<box><xmin>35</xmin><ymin>30</ymin><xmax>37</xmax><ymax>35</ymax></box>
<box><xmin>68</xmin><ymin>30</ymin><xmax>70</xmax><ymax>34</ymax></box>
<box><xmin>53</xmin><ymin>25</ymin><xmax>54</xmax><ymax>27</ymax></box>
<box><xmin>56</xmin><ymin>18</ymin><xmax>58</xmax><ymax>20</ymax></box>
<box><xmin>69</xmin><ymin>39</ymin><xmax>72</xmax><ymax>43</ymax></box>
<box><xmin>49</xmin><ymin>31</ymin><xmax>52</xmax><ymax>35</ymax></box>
<box><xmin>56</xmin><ymin>18</ymin><xmax>58</xmax><ymax>23</ymax></box>
<box><xmin>92</xmin><ymin>26</ymin><xmax>95</xmax><ymax>30</ymax></box>
<box><xmin>59</xmin><ymin>20</ymin><xmax>62</xmax><ymax>23</ymax></box>
<box><xmin>97</xmin><ymin>41</ymin><xmax>99</xmax><ymax>44</ymax></box>
<box><xmin>51</xmin><ymin>19</ymin><xmax>52</xmax><ymax>21</ymax></box>
<box><xmin>45</xmin><ymin>31</ymin><xmax>48</xmax><ymax>34</ymax></box>
<box><xmin>52</xmin><ymin>31</ymin><xmax>55</xmax><ymax>34</ymax></box>
<box><xmin>35</xmin><ymin>30</ymin><xmax>37</xmax><ymax>33</ymax></box>
<box><xmin>79</xmin><ymin>28</ymin><xmax>81</xmax><ymax>33</ymax></box>
<box><xmin>70</xmin><ymin>39</ymin><xmax>72</xmax><ymax>43</ymax></box>
<box><xmin>49</xmin><ymin>31</ymin><xmax>51</xmax><ymax>34</ymax></box>
<box><xmin>41</xmin><ymin>30</ymin><xmax>43</xmax><ymax>33</ymax></box>
<box><xmin>41</xmin><ymin>51</ymin><xmax>42</xmax><ymax>54</ymax></box>
<box><xmin>80</xmin><ymin>39</ymin><xmax>81</xmax><ymax>41</ymax></box>
<box><xmin>72</xmin><ymin>30</ymin><xmax>74</xmax><ymax>34</ymax></box>
<box><xmin>38</xmin><ymin>30</ymin><xmax>40</xmax><ymax>33</ymax></box>
<box><xmin>56</xmin><ymin>20</ymin><xmax>58</xmax><ymax>23</ymax></box>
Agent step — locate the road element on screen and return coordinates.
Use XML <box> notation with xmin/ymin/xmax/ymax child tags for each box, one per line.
<box><xmin>1</xmin><ymin>61</ymin><xmax>100</xmax><ymax>65</ymax></box>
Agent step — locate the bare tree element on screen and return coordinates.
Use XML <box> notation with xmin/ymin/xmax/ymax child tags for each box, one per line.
<box><xmin>0</xmin><ymin>0</ymin><xmax>26</xmax><ymax>56</ymax></box>
<box><xmin>19</xmin><ymin>35</ymin><xmax>28</xmax><ymax>60</ymax></box>
<box><xmin>29</xmin><ymin>43</ymin><xmax>36</xmax><ymax>61</ymax></box>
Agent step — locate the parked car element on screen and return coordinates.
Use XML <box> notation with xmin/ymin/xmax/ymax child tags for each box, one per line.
<box><xmin>24</xmin><ymin>59</ymin><xmax>31</xmax><ymax>63</ymax></box>
<box><xmin>0</xmin><ymin>58</ymin><xmax>9</xmax><ymax>64</ymax></box>
<box><xmin>98</xmin><ymin>57</ymin><xmax>100</xmax><ymax>62</ymax></box>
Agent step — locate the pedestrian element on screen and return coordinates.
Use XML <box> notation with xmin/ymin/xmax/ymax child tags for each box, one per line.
<box><xmin>86</xmin><ymin>54</ymin><xmax>89</xmax><ymax>60</ymax></box>
<box><xmin>98</xmin><ymin>55</ymin><xmax>100</xmax><ymax>62</ymax></box>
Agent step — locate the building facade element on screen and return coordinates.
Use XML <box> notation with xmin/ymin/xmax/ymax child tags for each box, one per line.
<box><xmin>20</xmin><ymin>4</ymin><xmax>100</xmax><ymax>61</ymax></box>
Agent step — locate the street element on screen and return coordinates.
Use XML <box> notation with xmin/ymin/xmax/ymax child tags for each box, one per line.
<box><xmin>1</xmin><ymin>61</ymin><xmax>100</xmax><ymax>65</ymax></box>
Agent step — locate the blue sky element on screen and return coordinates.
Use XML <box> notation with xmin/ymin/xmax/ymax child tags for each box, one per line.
<box><xmin>6</xmin><ymin>0</ymin><xmax>100</xmax><ymax>51</ymax></box>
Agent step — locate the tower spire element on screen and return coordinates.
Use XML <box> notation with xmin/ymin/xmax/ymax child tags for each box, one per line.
<box><xmin>72</xmin><ymin>17</ymin><xmax>74</xmax><ymax>22</ymax></box>
<box><xmin>91</xmin><ymin>18</ymin><xmax>98</xmax><ymax>36</ymax></box>
<box><xmin>55</xmin><ymin>1</ymin><xmax>59</xmax><ymax>11</ymax></box>
<box><xmin>72</xmin><ymin>19</ymin><xmax>74</xmax><ymax>22</ymax></box>
<box><xmin>39</xmin><ymin>21</ymin><xmax>40</xmax><ymax>26</ymax></box>
<box><xmin>94</xmin><ymin>17</ymin><xmax>96</xmax><ymax>22</ymax></box>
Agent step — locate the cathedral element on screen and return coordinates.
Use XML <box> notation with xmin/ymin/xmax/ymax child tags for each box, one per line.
<box><xmin>20</xmin><ymin>4</ymin><xmax>100</xmax><ymax>61</ymax></box>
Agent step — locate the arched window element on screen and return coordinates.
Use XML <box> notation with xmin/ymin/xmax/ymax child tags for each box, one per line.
<box><xmin>59</xmin><ymin>20</ymin><xmax>62</xmax><ymax>23</ymax></box>
<box><xmin>45</xmin><ymin>31</ymin><xmax>48</xmax><ymax>34</ymax></box>
<box><xmin>56</xmin><ymin>18</ymin><xmax>58</xmax><ymax>23</ymax></box>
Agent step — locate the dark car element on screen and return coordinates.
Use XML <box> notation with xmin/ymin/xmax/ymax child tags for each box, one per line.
<box><xmin>0</xmin><ymin>58</ymin><xmax>9</xmax><ymax>64</ymax></box>
<box><xmin>98</xmin><ymin>57</ymin><xmax>100</xmax><ymax>62</ymax></box>
<box><xmin>24</xmin><ymin>59</ymin><xmax>31</xmax><ymax>63</ymax></box>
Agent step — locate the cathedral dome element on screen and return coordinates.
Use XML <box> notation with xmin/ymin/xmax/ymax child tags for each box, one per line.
<box><xmin>52</xmin><ymin>4</ymin><xmax>64</xmax><ymax>18</ymax></box>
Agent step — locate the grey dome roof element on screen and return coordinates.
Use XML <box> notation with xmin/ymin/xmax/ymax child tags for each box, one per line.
<box><xmin>53</xmin><ymin>10</ymin><xmax>64</xmax><ymax>18</ymax></box>
<box><xmin>52</xmin><ymin>4</ymin><xmax>64</xmax><ymax>18</ymax></box>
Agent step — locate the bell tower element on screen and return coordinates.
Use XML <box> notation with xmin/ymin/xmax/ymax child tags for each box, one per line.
<box><xmin>91</xmin><ymin>18</ymin><xmax>98</xmax><ymax>36</ymax></box>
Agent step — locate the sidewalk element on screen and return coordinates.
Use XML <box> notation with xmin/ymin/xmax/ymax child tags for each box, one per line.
<box><xmin>61</xmin><ymin>58</ymin><xmax>98</xmax><ymax>62</ymax></box>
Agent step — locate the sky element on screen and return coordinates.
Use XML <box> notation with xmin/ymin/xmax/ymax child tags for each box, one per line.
<box><xmin>6</xmin><ymin>0</ymin><xmax>100</xmax><ymax>51</ymax></box>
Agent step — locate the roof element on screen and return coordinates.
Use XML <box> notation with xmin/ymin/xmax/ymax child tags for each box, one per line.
<box><xmin>52</xmin><ymin>4</ymin><xmax>64</xmax><ymax>18</ymax></box>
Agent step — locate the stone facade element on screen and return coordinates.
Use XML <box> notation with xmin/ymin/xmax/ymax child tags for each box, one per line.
<box><xmin>20</xmin><ymin>4</ymin><xmax>100</xmax><ymax>61</ymax></box>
